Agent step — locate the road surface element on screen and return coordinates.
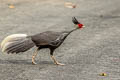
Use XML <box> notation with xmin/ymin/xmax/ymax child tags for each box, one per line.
<box><xmin>0</xmin><ymin>0</ymin><xmax>120</xmax><ymax>80</ymax></box>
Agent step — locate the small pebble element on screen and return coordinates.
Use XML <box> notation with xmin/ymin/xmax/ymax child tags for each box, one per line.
<box><xmin>9</xmin><ymin>5</ymin><xmax>15</xmax><ymax>9</ymax></box>
<box><xmin>99</xmin><ymin>73</ymin><xmax>107</xmax><ymax>76</ymax></box>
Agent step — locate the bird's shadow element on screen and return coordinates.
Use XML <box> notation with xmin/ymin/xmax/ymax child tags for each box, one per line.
<box><xmin>0</xmin><ymin>59</ymin><xmax>53</xmax><ymax>65</ymax></box>
<box><xmin>6</xmin><ymin>59</ymin><xmax>32</xmax><ymax>65</ymax></box>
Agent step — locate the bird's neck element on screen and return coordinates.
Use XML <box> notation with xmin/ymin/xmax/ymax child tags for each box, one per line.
<box><xmin>69</xmin><ymin>28</ymin><xmax>78</xmax><ymax>34</ymax></box>
<box><xmin>61</xmin><ymin>28</ymin><xmax>78</xmax><ymax>39</ymax></box>
<box><xmin>64</xmin><ymin>28</ymin><xmax>78</xmax><ymax>35</ymax></box>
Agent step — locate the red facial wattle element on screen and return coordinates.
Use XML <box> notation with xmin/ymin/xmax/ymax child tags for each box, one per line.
<box><xmin>78</xmin><ymin>24</ymin><xmax>83</xmax><ymax>28</ymax></box>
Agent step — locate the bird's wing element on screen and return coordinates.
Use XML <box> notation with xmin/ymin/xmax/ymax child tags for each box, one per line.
<box><xmin>49</xmin><ymin>33</ymin><xmax>68</xmax><ymax>46</ymax></box>
<box><xmin>31</xmin><ymin>31</ymin><xmax>62</xmax><ymax>46</ymax></box>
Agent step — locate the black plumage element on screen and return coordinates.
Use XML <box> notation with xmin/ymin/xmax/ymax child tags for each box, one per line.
<box><xmin>1</xmin><ymin>17</ymin><xmax>83</xmax><ymax>65</ymax></box>
<box><xmin>30</xmin><ymin>28</ymin><xmax>78</xmax><ymax>65</ymax></box>
<box><xmin>32</xmin><ymin>28</ymin><xmax>77</xmax><ymax>52</ymax></box>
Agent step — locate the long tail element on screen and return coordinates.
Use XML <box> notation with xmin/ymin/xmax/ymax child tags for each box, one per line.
<box><xmin>1</xmin><ymin>34</ymin><xmax>35</xmax><ymax>54</ymax></box>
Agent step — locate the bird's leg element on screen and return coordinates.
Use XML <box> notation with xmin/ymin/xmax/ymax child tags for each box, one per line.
<box><xmin>50</xmin><ymin>49</ymin><xmax>65</xmax><ymax>66</ymax></box>
<box><xmin>32</xmin><ymin>48</ymin><xmax>38</xmax><ymax>65</ymax></box>
<box><xmin>50</xmin><ymin>55</ymin><xmax>65</xmax><ymax>66</ymax></box>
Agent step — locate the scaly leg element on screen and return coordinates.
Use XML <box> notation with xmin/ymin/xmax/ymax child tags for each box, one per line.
<box><xmin>51</xmin><ymin>55</ymin><xmax>65</xmax><ymax>66</ymax></box>
<box><xmin>32</xmin><ymin>48</ymin><xmax>38</xmax><ymax>65</ymax></box>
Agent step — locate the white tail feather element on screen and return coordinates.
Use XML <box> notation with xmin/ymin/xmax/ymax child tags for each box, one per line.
<box><xmin>1</xmin><ymin>34</ymin><xmax>27</xmax><ymax>52</ymax></box>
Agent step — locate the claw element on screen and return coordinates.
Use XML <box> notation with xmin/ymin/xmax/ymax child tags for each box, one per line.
<box><xmin>32</xmin><ymin>62</ymin><xmax>37</xmax><ymax>65</ymax></box>
<box><xmin>56</xmin><ymin>62</ymin><xmax>65</xmax><ymax>66</ymax></box>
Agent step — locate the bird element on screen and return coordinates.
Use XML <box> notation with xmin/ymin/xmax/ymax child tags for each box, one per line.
<box><xmin>1</xmin><ymin>17</ymin><xmax>85</xmax><ymax>65</ymax></box>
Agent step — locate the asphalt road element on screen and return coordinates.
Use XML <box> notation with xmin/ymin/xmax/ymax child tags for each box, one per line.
<box><xmin>0</xmin><ymin>0</ymin><xmax>120</xmax><ymax>80</ymax></box>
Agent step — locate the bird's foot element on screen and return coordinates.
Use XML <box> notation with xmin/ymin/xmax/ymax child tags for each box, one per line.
<box><xmin>55</xmin><ymin>62</ymin><xmax>65</xmax><ymax>66</ymax></box>
<box><xmin>32</xmin><ymin>62</ymin><xmax>37</xmax><ymax>65</ymax></box>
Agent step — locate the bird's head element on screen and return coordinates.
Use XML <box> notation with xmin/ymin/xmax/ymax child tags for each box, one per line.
<box><xmin>72</xmin><ymin>17</ymin><xmax>85</xmax><ymax>29</ymax></box>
